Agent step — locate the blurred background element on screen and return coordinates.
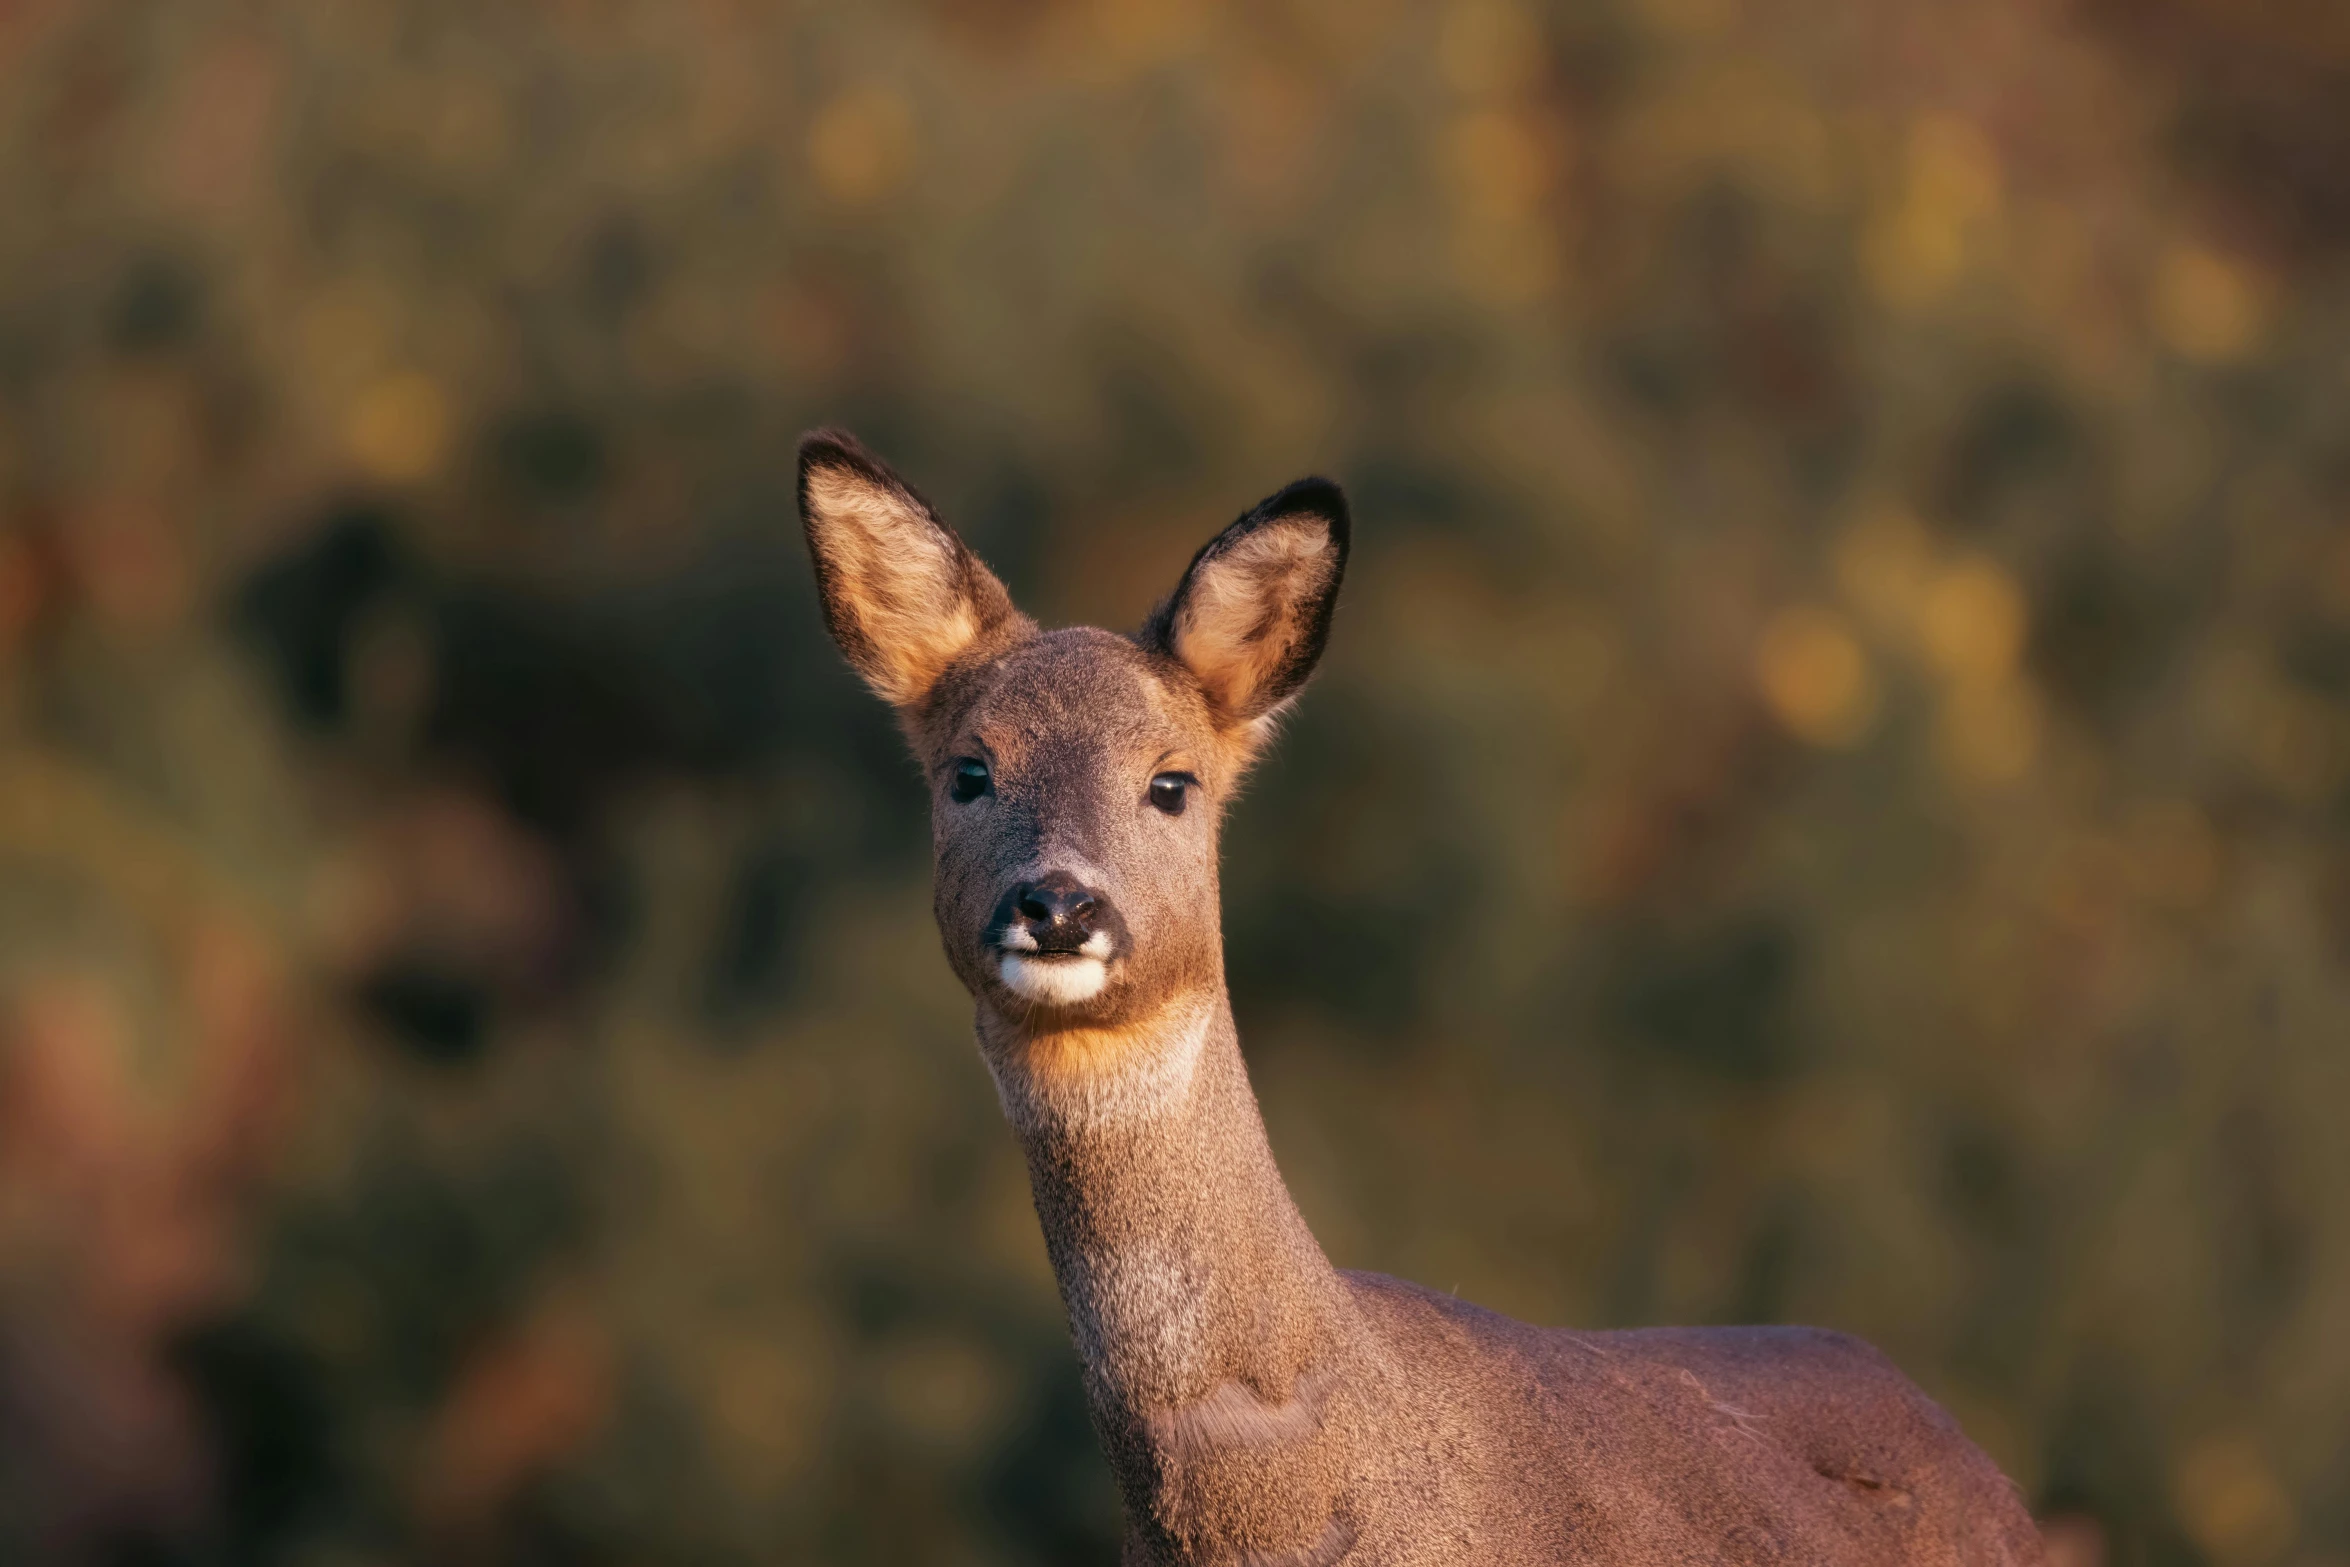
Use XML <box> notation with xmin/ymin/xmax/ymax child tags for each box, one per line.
<box><xmin>2</xmin><ymin>1</ymin><xmax>2347</xmax><ymax>1563</ymax></box>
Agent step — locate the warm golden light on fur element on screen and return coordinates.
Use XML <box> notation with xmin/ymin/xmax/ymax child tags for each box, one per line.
<box><xmin>1168</xmin><ymin>519</ymin><xmax>1340</xmax><ymax>725</ymax></box>
<box><xmin>801</xmin><ymin>430</ymin><xmax>2042</xmax><ymax>1566</ymax></box>
<box><xmin>1003</xmin><ymin>1003</ymin><xmax>1190</xmax><ymax>1084</ymax></box>
<box><xmin>802</xmin><ymin>466</ymin><xmax>982</xmax><ymax>705</ymax></box>
<box><xmin>797</xmin><ymin>439</ymin><xmax>1024</xmax><ymax>712</ymax></box>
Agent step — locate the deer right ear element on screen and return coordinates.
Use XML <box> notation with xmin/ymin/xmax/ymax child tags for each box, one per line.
<box><xmin>1144</xmin><ymin>477</ymin><xmax>1350</xmax><ymax>731</ymax></box>
<box><xmin>799</xmin><ymin>429</ymin><xmax>1022</xmax><ymax>711</ymax></box>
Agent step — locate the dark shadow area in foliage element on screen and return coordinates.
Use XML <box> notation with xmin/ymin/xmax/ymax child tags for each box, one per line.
<box><xmin>1941</xmin><ymin>1117</ymin><xmax>2053</xmax><ymax>1387</ymax></box>
<box><xmin>1603</xmin><ymin>915</ymin><xmax>1800</xmax><ymax>1084</ymax></box>
<box><xmin>1937</xmin><ymin>381</ymin><xmax>2087</xmax><ymax>533</ymax></box>
<box><xmin>2082</xmin><ymin>0</ymin><xmax>2350</xmax><ymax>257</ymax></box>
<box><xmin>232</xmin><ymin>497</ymin><xmax>855</xmax><ymax>836</ymax></box>
<box><xmin>1721</xmin><ymin>1192</ymin><xmax>1808</xmax><ymax>1327</ymax></box>
<box><xmin>154</xmin><ymin>1146</ymin><xmax>584</xmax><ymax>1566</ymax></box>
<box><xmin>1226</xmin><ymin>892</ymin><xmax>1423</xmax><ymax>1042</ymax></box>
<box><xmin>2282</xmin><ymin>619</ymin><xmax>2350</xmax><ymax>704</ymax></box>
<box><xmin>2214</xmin><ymin>1101</ymin><xmax>2312</xmax><ymax>1359</ymax></box>
<box><xmin>2039</xmin><ymin>1371</ymin><xmax>2205</xmax><ymax>1567</ymax></box>
<box><xmin>108</xmin><ymin>253</ymin><xmax>204</xmax><ymax>356</ymax></box>
<box><xmin>830</xmin><ymin>1248</ymin><xmax>1121</xmax><ymax>1566</ymax></box>
<box><xmin>983</xmin><ymin>1367</ymin><xmax>1125</xmax><ymax>1567</ymax></box>
<box><xmin>324</xmin><ymin>1147</ymin><xmax>579</xmax><ymax>1397</ymax></box>
<box><xmin>705</xmin><ymin>838</ymin><xmax>816</xmax><ymax>1026</ymax></box>
<box><xmin>168</xmin><ymin>1317</ymin><xmax>339</xmax><ymax>1562</ymax></box>
<box><xmin>357</xmin><ymin>960</ymin><xmax>494</xmax><ymax>1066</ymax></box>
<box><xmin>489</xmin><ymin>410</ymin><xmax>609</xmax><ymax>506</ymax></box>
<box><xmin>233</xmin><ymin>506</ymin><xmax>413</xmax><ymax>732</ymax></box>
<box><xmin>1094</xmin><ymin>328</ymin><xmax>1210</xmax><ymax>490</ymax></box>
<box><xmin>1601</xmin><ymin>1144</ymin><xmax>1700</xmax><ymax>1328</ymax></box>
<box><xmin>232</xmin><ymin>495</ymin><xmax>926</xmax><ymax>1059</ymax></box>
<box><xmin>1218</xmin><ymin>697</ymin><xmax>1478</xmax><ymax>1048</ymax></box>
<box><xmin>2030</xmin><ymin>543</ymin><xmax>2188</xmax><ymax>728</ymax></box>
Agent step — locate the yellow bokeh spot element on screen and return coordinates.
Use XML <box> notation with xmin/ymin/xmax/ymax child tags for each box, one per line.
<box><xmin>1918</xmin><ymin>558</ymin><xmax>2027</xmax><ymax>685</ymax></box>
<box><xmin>1090</xmin><ymin>0</ymin><xmax>1203</xmax><ymax>73</ymax></box>
<box><xmin>2154</xmin><ymin>243</ymin><xmax>2264</xmax><ymax>363</ymax></box>
<box><xmin>1909</xmin><ymin>115</ymin><xmax>2002</xmax><ymax>227</ymax></box>
<box><xmin>1756</xmin><ymin>607</ymin><xmax>1879</xmax><ymax>748</ymax></box>
<box><xmin>1935</xmin><ymin>679</ymin><xmax>2039</xmax><ymax>786</ymax></box>
<box><xmin>346</xmin><ymin>373</ymin><xmax>451</xmax><ymax>484</ymax></box>
<box><xmin>1861</xmin><ymin>205</ymin><xmax>1958</xmax><ymax>307</ymax></box>
<box><xmin>2174</xmin><ymin>1434</ymin><xmax>2296</xmax><ymax>1564</ymax></box>
<box><xmin>808</xmin><ymin>87</ymin><xmax>917</xmax><ymax>206</ymax></box>
<box><xmin>1447</xmin><ymin>109</ymin><xmax>1556</xmax><ymax>223</ymax></box>
<box><xmin>1862</xmin><ymin>114</ymin><xmax>2002</xmax><ymax>308</ymax></box>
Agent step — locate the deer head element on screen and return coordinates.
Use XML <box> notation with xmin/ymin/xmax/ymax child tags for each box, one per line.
<box><xmin>798</xmin><ymin>430</ymin><xmax>1348</xmax><ymax>1071</ymax></box>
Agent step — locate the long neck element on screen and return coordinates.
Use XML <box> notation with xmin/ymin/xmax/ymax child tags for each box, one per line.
<box><xmin>980</xmin><ymin>991</ymin><xmax>1367</xmax><ymax>1562</ymax></box>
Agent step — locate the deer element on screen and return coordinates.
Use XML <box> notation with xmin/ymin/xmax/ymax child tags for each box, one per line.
<box><xmin>797</xmin><ymin>428</ymin><xmax>2044</xmax><ymax>1567</ymax></box>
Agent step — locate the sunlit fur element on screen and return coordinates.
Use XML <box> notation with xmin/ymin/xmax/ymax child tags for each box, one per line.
<box><xmin>800</xmin><ymin>430</ymin><xmax>2044</xmax><ymax>1567</ymax></box>
<box><xmin>1164</xmin><ymin>518</ymin><xmax>1341</xmax><ymax>724</ymax></box>
<box><xmin>798</xmin><ymin>435</ymin><xmax>1024</xmax><ymax>711</ymax></box>
<box><xmin>981</xmin><ymin>994</ymin><xmax>1216</xmax><ymax>1135</ymax></box>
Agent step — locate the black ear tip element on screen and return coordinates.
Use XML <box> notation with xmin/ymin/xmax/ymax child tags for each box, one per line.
<box><xmin>796</xmin><ymin>428</ymin><xmax>958</xmax><ymax>548</ymax></box>
<box><xmin>797</xmin><ymin>427</ymin><xmax>929</xmax><ymax>521</ymax></box>
<box><xmin>797</xmin><ymin>426</ymin><xmax>881</xmax><ymax>480</ymax></box>
<box><xmin>1267</xmin><ymin>476</ymin><xmax>1350</xmax><ymax>553</ymax></box>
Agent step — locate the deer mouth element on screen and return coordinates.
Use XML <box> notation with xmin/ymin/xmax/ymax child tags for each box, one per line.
<box><xmin>995</xmin><ymin>929</ymin><xmax>1116</xmax><ymax>1006</ymax></box>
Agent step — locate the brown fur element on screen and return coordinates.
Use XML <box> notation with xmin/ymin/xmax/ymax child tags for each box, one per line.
<box><xmin>799</xmin><ymin>428</ymin><xmax>2045</xmax><ymax>1566</ymax></box>
<box><xmin>798</xmin><ymin>431</ymin><xmax>1029</xmax><ymax>711</ymax></box>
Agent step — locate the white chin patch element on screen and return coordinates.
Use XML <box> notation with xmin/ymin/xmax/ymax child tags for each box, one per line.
<box><xmin>999</xmin><ymin>952</ymin><xmax>1110</xmax><ymax>1007</ymax></box>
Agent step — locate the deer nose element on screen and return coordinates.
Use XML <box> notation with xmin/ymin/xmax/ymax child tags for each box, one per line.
<box><xmin>1015</xmin><ymin>873</ymin><xmax>1098</xmax><ymax>933</ymax></box>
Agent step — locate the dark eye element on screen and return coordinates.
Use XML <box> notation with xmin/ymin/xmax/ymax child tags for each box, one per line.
<box><xmin>950</xmin><ymin>758</ymin><xmax>992</xmax><ymax>803</ymax></box>
<box><xmin>1148</xmin><ymin>772</ymin><xmax>1192</xmax><ymax>816</ymax></box>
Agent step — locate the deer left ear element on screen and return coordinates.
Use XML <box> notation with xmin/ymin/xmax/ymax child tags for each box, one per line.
<box><xmin>1143</xmin><ymin>477</ymin><xmax>1349</xmax><ymax>729</ymax></box>
<box><xmin>799</xmin><ymin>428</ymin><xmax>1024</xmax><ymax>712</ymax></box>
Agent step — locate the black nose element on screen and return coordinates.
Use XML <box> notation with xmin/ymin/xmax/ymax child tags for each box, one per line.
<box><xmin>1016</xmin><ymin>872</ymin><xmax>1098</xmax><ymax>933</ymax></box>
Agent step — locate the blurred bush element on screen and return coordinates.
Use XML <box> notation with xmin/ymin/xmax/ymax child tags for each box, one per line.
<box><xmin>1</xmin><ymin>1</ymin><xmax>2347</xmax><ymax>1564</ymax></box>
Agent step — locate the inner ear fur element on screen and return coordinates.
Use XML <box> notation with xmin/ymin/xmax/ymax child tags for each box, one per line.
<box><xmin>798</xmin><ymin>428</ymin><xmax>1024</xmax><ymax>711</ymax></box>
<box><xmin>1143</xmin><ymin>477</ymin><xmax>1349</xmax><ymax>729</ymax></box>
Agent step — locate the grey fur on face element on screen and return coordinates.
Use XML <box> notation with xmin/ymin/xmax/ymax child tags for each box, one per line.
<box><xmin>800</xmin><ymin>427</ymin><xmax>1347</xmax><ymax>1048</ymax></box>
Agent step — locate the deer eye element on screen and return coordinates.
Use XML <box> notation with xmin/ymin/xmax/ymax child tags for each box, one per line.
<box><xmin>950</xmin><ymin>758</ymin><xmax>992</xmax><ymax>803</ymax></box>
<box><xmin>1148</xmin><ymin>772</ymin><xmax>1192</xmax><ymax>816</ymax></box>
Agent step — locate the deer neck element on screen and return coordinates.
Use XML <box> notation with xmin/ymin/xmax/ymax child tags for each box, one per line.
<box><xmin>978</xmin><ymin>989</ymin><xmax>1366</xmax><ymax>1554</ymax></box>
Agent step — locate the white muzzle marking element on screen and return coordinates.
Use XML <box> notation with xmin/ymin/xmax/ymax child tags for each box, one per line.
<box><xmin>998</xmin><ymin>935</ymin><xmax>1113</xmax><ymax>1006</ymax></box>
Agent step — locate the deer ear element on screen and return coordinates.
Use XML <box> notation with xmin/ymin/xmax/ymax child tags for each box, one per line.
<box><xmin>799</xmin><ymin>429</ymin><xmax>1022</xmax><ymax>710</ymax></box>
<box><xmin>1144</xmin><ymin>477</ymin><xmax>1349</xmax><ymax>728</ymax></box>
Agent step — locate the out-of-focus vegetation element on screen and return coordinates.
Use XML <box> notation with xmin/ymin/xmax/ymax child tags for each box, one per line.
<box><xmin>2</xmin><ymin>1</ymin><xmax>2347</xmax><ymax>1563</ymax></box>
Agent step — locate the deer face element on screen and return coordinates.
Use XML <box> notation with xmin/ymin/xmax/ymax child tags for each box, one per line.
<box><xmin>799</xmin><ymin>431</ymin><xmax>1347</xmax><ymax>1037</ymax></box>
<box><xmin>924</xmin><ymin>628</ymin><xmax>1222</xmax><ymax>1019</ymax></box>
